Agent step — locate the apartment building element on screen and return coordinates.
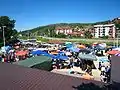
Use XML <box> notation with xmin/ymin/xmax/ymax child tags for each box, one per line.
<box><xmin>93</xmin><ymin>24</ymin><xmax>116</xmax><ymax>38</ymax></box>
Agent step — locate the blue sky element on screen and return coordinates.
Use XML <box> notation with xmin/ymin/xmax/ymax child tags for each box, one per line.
<box><xmin>0</xmin><ymin>0</ymin><xmax>120</xmax><ymax>31</ymax></box>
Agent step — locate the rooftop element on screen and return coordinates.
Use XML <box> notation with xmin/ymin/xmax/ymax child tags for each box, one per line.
<box><xmin>0</xmin><ymin>63</ymin><xmax>104</xmax><ymax>90</ymax></box>
<box><xmin>94</xmin><ymin>24</ymin><xmax>115</xmax><ymax>27</ymax></box>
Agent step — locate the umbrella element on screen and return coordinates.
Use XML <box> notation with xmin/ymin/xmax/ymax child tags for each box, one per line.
<box><xmin>67</xmin><ymin>47</ymin><xmax>80</xmax><ymax>52</ymax></box>
<box><xmin>78</xmin><ymin>53</ymin><xmax>97</xmax><ymax>61</ymax></box>
<box><xmin>113</xmin><ymin>48</ymin><xmax>120</xmax><ymax>51</ymax></box>
<box><xmin>66</xmin><ymin>44</ymin><xmax>73</xmax><ymax>48</ymax></box>
<box><xmin>35</xmin><ymin>48</ymin><xmax>48</xmax><ymax>51</ymax></box>
<box><xmin>65</xmin><ymin>42</ymin><xmax>72</xmax><ymax>45</ymax></box>
<box><xmin>107</xmin><ymin>50</ymin><xmax>120</xmax><ymax>55</ymax></box>
<box><xmin>50</xmin><ymin>52</ymin><xmax>58</xmax><ymax>55</ymax></box>
<box><xmin>99</xmin><ymin>57</ymin><xmax>109</xmax><ymax>62</ymax></box>
<box><xmin>77</xmin><ymin>45</ymin><xmax>86</xmax><ymax>49</ymax></box>
<box><xmin>94</xmin><ymin>45</ymin><xmax>105</xmax><ymax>50</ymax></box>
<box><xmin>115</xmin><ymin>53</ymin><xmax>120</xmax><ymax>56</ymax></box>
<box><xmin>79</xmin><ymin>49</ymin><xmax>91</xmax><ymax>54</ymax></box>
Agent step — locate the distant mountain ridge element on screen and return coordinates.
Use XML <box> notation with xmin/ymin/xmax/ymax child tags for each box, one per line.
<box><xmin>20</xmin><ymin>18</ymin><xmax>120</xmax><ymax>37</ymax></box>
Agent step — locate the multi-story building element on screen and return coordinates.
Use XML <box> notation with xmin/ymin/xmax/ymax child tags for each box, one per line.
<box><xmin>93</xmin><ymin>24</ymin><xmax>116</xmax><ymax>38</ymax></box>
<box><xmin>55</xmin><ymin>26</ymin><xmax>72</xmax><ymax>35</ymax></box>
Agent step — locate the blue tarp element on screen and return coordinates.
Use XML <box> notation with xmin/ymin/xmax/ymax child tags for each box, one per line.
<box><xmin>32</xmin><ymin>50</ymin><xmax>57</xmax><ymax>59</ymax></box>
<box><xmin>58</xmin><ymin>51</ymin><xmax>65</xmax><ymax>56</ymax></box>
<box><xmin>31</xmin><ymin>50</ymin><xmax>43</xmax><ymax>55</ymax></box>
<box><xmin>31</xmin><ymin>50</ymin><xmax>68</xmax><ymax>60</ymax></box>
<box><xmin>31</xmin><ymin>50</ymin><xmax>49</xmax><ymax>56</ymax></box>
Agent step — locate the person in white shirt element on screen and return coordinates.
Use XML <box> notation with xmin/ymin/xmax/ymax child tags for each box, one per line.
<box><xmin>101</xmin><ymin>66</ymin><xmax>106</xmax><ymax>75</ymax></box>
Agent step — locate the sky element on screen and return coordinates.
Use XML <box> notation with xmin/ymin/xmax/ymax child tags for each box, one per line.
<box><xmin>0</xmin><ymin>0</ymin><xmax>120</xmax><ymax>31</ymax></box>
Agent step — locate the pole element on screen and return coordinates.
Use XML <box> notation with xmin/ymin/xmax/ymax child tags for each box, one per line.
<box><xmin>117</xmin><ymin>28</ymin><xmax>119</xmax><ymax>48</ymax></box>
<box><xmin>113</xmin><ymin>37</ymin><xmax>115</xmax><ymax>47</ymax></box>
<box><xmin>117</xmin><ymin>36</ymin><xmax>118</xmax><ymax>48</ymax></box>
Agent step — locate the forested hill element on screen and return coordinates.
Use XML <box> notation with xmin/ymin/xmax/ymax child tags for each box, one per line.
<box><xmin>21</xmin><ymin>23</ymin><xmax>93</xmax><ymax>33</ymax></box>
<box><xmin>20</xmin><ymin>20</ymin><xmax>115</xmax><ymax>36</ymax></box>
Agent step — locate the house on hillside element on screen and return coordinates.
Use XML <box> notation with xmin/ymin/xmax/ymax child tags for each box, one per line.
<box><xmin>55</xmin><ymin>26</ymin><xmax>85</xmax><ymax>37</ymax></box>
<box><xmin>55</xmin><ymin>26</ymin><xmax>72</xmax><ymax>35</ymax></box>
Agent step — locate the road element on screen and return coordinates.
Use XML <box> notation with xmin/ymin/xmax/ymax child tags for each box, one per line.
<box><xmin>40</xmin><ymin>36</ymin><xmax>116</xmax><ymax>43</ymax></box>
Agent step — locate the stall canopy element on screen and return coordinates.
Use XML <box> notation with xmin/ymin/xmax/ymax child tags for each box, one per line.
<box><xmin>107</xmin><ymin>50</ymin><xmax>120</xmax><ymax>55</ymax></box>
<box><xmin>78</xmin><ymin>54</ymin><xmax>97</xmax><ymax>61</ymax></box>
<box><xmin>13</xmin><ymin>56</ymin><xmax>51</xmax><ymax>67</ymax></box>
<box><xmin>16</xmin><ymin>50</ymin><xmax>28</xmax><ymax>56</ymax></box>
<box><xmin>58</xmin><ymin>51</ymin><xmax>66</xmax><ymax>56</ymax></box>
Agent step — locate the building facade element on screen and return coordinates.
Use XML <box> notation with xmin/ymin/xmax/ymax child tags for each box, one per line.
<box><xmin>55</xmin><ymin>26</ymin><xmax>72</xmax><ymax>35</ymax></box>
<box><xmin>93</xmin><ymin>24</ymin><xmax>116</xmax><ymax>38</ymax></box>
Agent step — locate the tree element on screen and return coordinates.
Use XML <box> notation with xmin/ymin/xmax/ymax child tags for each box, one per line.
<box><xmin>0</xmin><ymin>16</ymin><xmax>17</xmax><ymax>46</ymax></box>
<box><xmin>100</xmin><ymin>35</ymin><xmax>109</xmax><ymax>39</ymax></box>
<box><xmin>55</xmin><ymin>33</ymin><xmax>67</xmax><ymax>38</ymax></box>
<box><xmin>84</xmin><ymin>30</ymin><xmax>93</xmax><ymax>38</ymax></box>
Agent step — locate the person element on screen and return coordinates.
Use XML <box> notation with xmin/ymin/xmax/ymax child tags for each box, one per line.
<box><xmin>99</xmin><ymin>62</ymin><xmax>101</xmax><ymax>70</ymax></box>
<box><xmin>85</xmin><ymin>65</ymin><xmax>92</xmax><ymax>76</ymax></box>
<box><xmin>0</xmin><ymin>56</ymin><xmax>2</xmax><ymax>62</ymax></box>
<box><xmin>108</xmin><ymin>55</ymin><xmax>110</xmax><ymax>60</ymax></box>
<box><xmin>100</xmin><ymin>73</ymin><xmax>107</xmax><ymax>83</ymax></box>
<box><xmin>76</xmin><ymin>58</ymin><xmax>81</xmax><ymax>67</ymax></box>
<box><xmin>70</xmin><ymin>57</ymin><xmax>74</xmax><ymax>68</ymax></box>
<box><xmin>101</xmin><ymin>65</ymin><xmax>106</xmax><ymax>75</ymax></box>
<box><xmin>101</xmin><ymin>50</ymin><xmax>103</xmax><ymax>55</ymax></box>
<box><xmin>105</xmin><ymin>65</ymin><xmax>111</xmax><ymax>82</ymax></box>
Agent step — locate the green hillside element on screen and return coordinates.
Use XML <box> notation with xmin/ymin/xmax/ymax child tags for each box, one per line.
<box><xmin>20</xmin><ymin>19</ymin><xmax>119</xmax><ymax>39</ymax></box>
